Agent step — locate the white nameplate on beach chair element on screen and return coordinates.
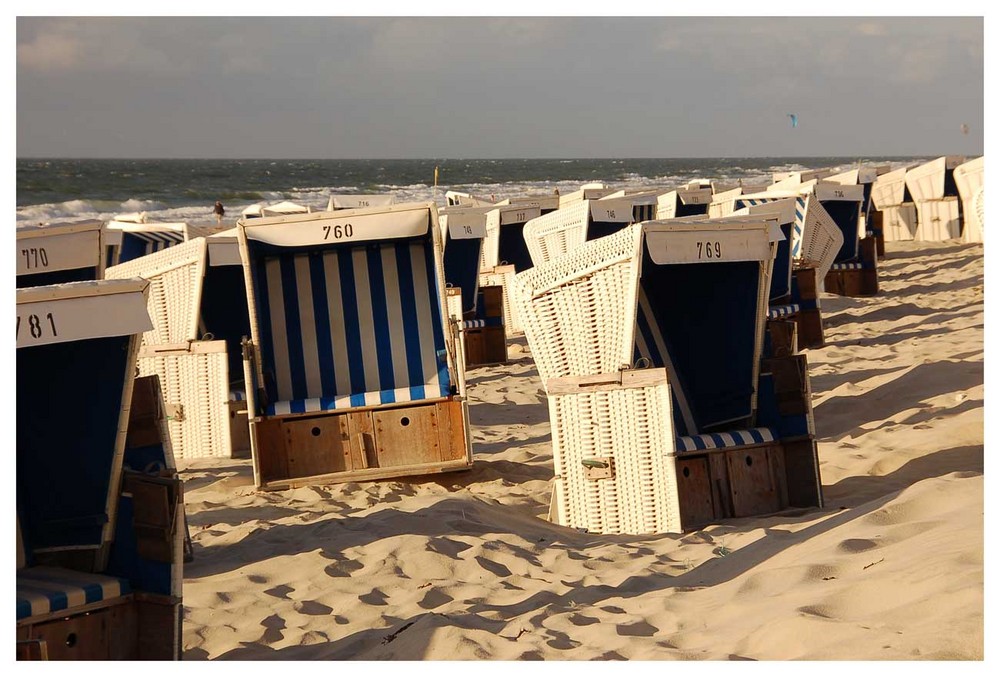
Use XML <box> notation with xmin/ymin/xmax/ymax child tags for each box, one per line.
<box><xmin>16</xmin><ymin>279</ymin><xmax>152</xmax><ymax>348</ymax></box>
<box><xmin>814</xmin><ymin>182</ymin><xmax>864</xmax><ymax>202</ymax></box>
<box><xmin>645</xmin><ymin>224</ymin><xmax>772</xmax><ymax>265</ymax></box>
<box><xmin>499</xmin><ymin>205</ymin><xmax>541</xmax><ymax>225</ymax></box>
<box><xmin>17</xmin><ymin>221</ymin><xmax>104</xmax><ymax>277</ymax></box>
<box><xmin>590</xmin><ymin>198</ymin><xmax>635</xmax><ymax>223</ymax></box>
<box><xmin>242</xmin><ymin>207</ymin><xmax>430</xmax><ymax>246</ymax></box>
<box><xmin>445</xmin><ymin>212</ymin><xmax>489</xmax><ymax>239</ymax></box>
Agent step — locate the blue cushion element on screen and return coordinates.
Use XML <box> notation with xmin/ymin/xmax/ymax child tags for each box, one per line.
<box><xmin>16</xmin><ymin>567</ymin><xmax>130</xmax><ymax>621</ymax></box>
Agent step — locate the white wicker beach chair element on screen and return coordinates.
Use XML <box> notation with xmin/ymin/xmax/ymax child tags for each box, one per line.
<box><xmin>654</xmin><ymin>187</ymin><xmax>713</xmax><ymax>220</ymax></box>
<box><xmin>106</xmin><ymin>238</ymin><xmax>235</xmax><ymax>461</ymax></box>
<box><xmin>515</xmin><ymin>217</ymin><xmax>821</xmax><ymax>534</ymax></box>
<box><xmin>523</xmin><ymin>199</ymin><xmax>638</xmax><ymax>267</ymax></box>
<box><xmin>905</xmin><ymin>156</ymin><xmax>966</xmax><ymax>241</ymax></box>
<box><xmin>237</xmin><ymin>202</ymin><xmax>472</xmax><ymax>489</ymax></box>
<box><xmin>16</xmin><ymin>220</ymin><xmax>105</xmax><ymax>288</ymax></box>
<box><xmin>954</xmin><ymin>157</ymin><xmax>984</xmax><ymax>243</ymax></box>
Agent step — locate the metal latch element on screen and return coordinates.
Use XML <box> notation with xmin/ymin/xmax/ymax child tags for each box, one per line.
<box><xmin>582</xmin><ymin>457</ymin><xmax>614</xmax><ymax>480</ymax></box>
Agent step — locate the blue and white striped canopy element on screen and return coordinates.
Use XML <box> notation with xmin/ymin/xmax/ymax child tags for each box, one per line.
<box><xmin>248</xmin><ymin>236</ymin><xmax>452</xmax><ymax>416</ymax></box>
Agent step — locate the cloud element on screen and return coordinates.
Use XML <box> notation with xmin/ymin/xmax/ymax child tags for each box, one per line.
<box><xmin>17</xmin><ymin>27</ymin><xmax>83</xmax><ymax>72</ymax></box>
<box><xmin>856</xmin><ymin>22</ymin><xmax>888</xmax><ymax>37</ymax></box>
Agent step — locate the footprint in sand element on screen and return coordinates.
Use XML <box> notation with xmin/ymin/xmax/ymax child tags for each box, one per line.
<box><xmin>359</xmin><ymin>588</ymin><xmax>389</xmax><ymax>606</ymax></box>
<box><xmin>617</xmin><ymin>620</ymin><xmax>659</xmax><ymax>637</ymax></box>
<box><xmin>568</xmin><ymin>613</ymin><xmax>599</xmax><ymax>626</ymax></box>
<box><xmin>247</xmin><ymin>574</ymin><xmax>268</xmax><ymax>584</ymax></box>
<box><xmin>600</xmin><ymin>605</ymin><xmax>627</xmax><ymax>615</ymax></box>
<box><xmin>427</xmin><ymin>537</ymin><xmax>473</xmax><ymax>559</ymax></box>
<box><xmin>324</xmin><ymin>559</ymin><xmax>364</xmax><ymax>577</ymax></box>
<box><xmin>418</xmin><ymin>588</ymin><xmax>454</xmax><ymax>609</ymax></box>
<box><xmin>264</xmin><ymin>584</ymin><xmax>294</xmax><ymax>599</ymax></box>
<box><xmin>596</xmin><ymin>651</ymin><xmax>627</xmax><ymax>660</ymax></box>
<box><xmin>259</xmin><ymin>614</ymin><xmax>286</xmax><ymax>645</ymax></box>
<box><xmin>294</xmin><ymin>600</ymin><xmax>334</xmax><ymax>616</ymax></box>
<box><xmin>475</xmin><ymin>555</ymin><xmax>512</xmax><ymax>577</ymax></box>
<box><xmin>837</xmin><ymin>538</ymin><xmax>880</xmax><ymax>553</ymax></box>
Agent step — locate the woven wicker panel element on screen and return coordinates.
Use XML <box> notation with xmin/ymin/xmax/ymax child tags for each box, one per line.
<box><xmin>915</xmin><ymin>198</ymin><xmax>961</xmax><ymax>241</ymax></box>
<box><xmin>797</xmin><ymin>197</ymin><xmax>843</xmax><ymax>282</ymax></box>
<box><xmin>870</xmin><ymin>167</ymin><xmax>908</xmax><ymax>210</ymax></box>
<box><xmin>479</xmin><ymin>265</ymin><xmax>521</xmax><ymax>336</ymax></box>
<box><xmin>523</xmin><ymin>201</ymin><xmax>591</xmax><ymax>267</ymax></box>
<box><xmin>549</xmin><ymin>376</ymin><xmax>681</xmax><ymax>535</ymax></box>
<box><xmin>106</xmin><ymin>238</ymin><xmax>207</xmax><ymax>346</ymax></box>
<box><xmin>905</xmin><ymin>157</ymin><xmax>946</xmax><ymax>203</ymax></box>
<box><xmin>479</xmin><ymin>208</ymin><xmax>502</xmax><ymax>271</ymax></box>
<box><xmin>138</xmin><ymin>343</ymin><xmax>232</xmax><ymax>460</ymax></box>
<box><xmin>964</xmin><ymin>188</ymin><xmax>984</xmax><ymax>243</ymax></box>
<box><xmin>514</xmin><ymin>226</ymin><xmax>642</xmax><ymax>387</ymax></box>
<box><xmin>881</xmin><ymin>204</ymin><xmax>918</xmax><ymax>242</ymax></box>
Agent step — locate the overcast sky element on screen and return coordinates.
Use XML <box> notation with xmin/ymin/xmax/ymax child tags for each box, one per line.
<box><xmin>16</xmin><ymin>16</ymin><xmax>984</xmax><ymax>159</ymax></box>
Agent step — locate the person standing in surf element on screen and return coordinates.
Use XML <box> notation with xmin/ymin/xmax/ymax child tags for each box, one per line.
<box><xmin>213</xmin><ymin>200</ymin><xmax>225</xmax><ymax>225</ymax></box>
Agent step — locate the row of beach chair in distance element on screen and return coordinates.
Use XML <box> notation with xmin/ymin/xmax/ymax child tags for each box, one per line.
<box><xmin>14</xmin><ymin>158</ymin><xmax>982</xmax><ymax>658</ymax></box>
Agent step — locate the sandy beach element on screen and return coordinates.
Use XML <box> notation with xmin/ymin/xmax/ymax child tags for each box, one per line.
<box><xmin>179</xmin><ymin>239</ymin><xmax>983</xmax><ymax>661</ymax></box>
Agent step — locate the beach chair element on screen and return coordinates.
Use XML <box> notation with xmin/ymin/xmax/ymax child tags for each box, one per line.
<box><xmin>732</xmin><ymin>197</ymin><xmax>825</xmax><ymax>349</ymax></box>
<box><xmin>870</xmin><ymin>166</ymin><xmax>918</xmax><ymax>242</ymax></box>
<box><xmin>106</xmin><ymin>237</ymin><xmax>238</xmax><ymax>461</ymax></box>
<box><xmin>439</xmin><ymin>207</ymin><xmax>507</xmax><ymax>366</ymax></box>
<box><xmin>953</xmin><ymin>156</ymin><xmax>984</xmax><ymax>243</ymax></box>
<box><xmin>522</xmin><ymin>197</ymin><xmax>638</xmax><ymax>267</ymax></box>
<box><xmin>17</xmin><ymin>279</ymin><xmax>183</xmax><ymax>660</ymax></box>
<box><xmin>445</xmin><ymin>190</ymin><xmax>504</xmax><ymax>207</ymax></box>
<box><xmin>655</xmin><ymin>186</ymin><xmax>713</xmax><ymax>219</ymax></box>
<box><xmin>557</xmin><ymin>182</ymin><xmax>614</xmax><ymax>208</ymax></box>
<box><xmin>800</xmin><ymin>182</ymin><xmax>877</xmax><ymax>296</ymax></box>
<box><xmin>328</xmin><ymin>194</ymin><xmax>396</xmax><ymax>211</ymax></box>
<box><xmin>514</xmin><ymin>218</ymin><xmax>820</xmax><ymax>534</ymax></box>
<box><xmin>508</xmin><ymin>193</ymin><xmax>561</xmax><ymax>215</ymax></box>
<box><xmin>16</xmin><ymin>220</ymin><xmax>105</xmax><ymax>288</ymax></box>
<box><xmin>826</xmin><ymin>166</ymin><xmax>884</xmax><ymax>255</ymax></box>
<box><xmin>237</xmin><ymin>203</ymin><xmax>472</xmax><ymax>489</ymax></box>
<box><xmin>905</xmin><ymin>156</ymin><xmax>966</xmax><ymax>241</ymax></box>
<box><xmin>597</xmin><ymin>188</ymin><xmax>662</xmax><ymax>223</ymax></box>
<box><xmin>474</xmin><ymin>202</ymin><xmax>545</xmax><ymax>337</ymax></box>
<box><xmin>104</xmin><ymin>220</ymin><xmax>220</xmax><ymax>267</ymax></box>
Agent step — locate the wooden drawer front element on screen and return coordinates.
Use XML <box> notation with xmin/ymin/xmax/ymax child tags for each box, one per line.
<box><xmin>372</xmin><ymin>405</ymin><xmax>440</xmax><ymax>467</ymax></box>
<box><xmin>675</xmin><ymin>457</ymin><xmax>716</xmax><ymax>529</ymax></box>
<box><xmin>27</xmin><ymin>603</ymin><xmax>136</xmax><ymax>660</ymax></box>
<box><xmin>282</xmin><ymin>416</ymin><xmax>351</xmax><ymax>478</ymax></box>
<box><xmin>726</xmin><ymin>446</ymin><xmax>783</xmax><ymax>518</ymax></box>
<box><xmin>465</xmin><ymin>326</ymin><xmax>507</xmax><ymax>366</ymax></box>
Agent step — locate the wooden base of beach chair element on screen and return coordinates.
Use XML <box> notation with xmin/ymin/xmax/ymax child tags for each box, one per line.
<box><xmin>823</xmin><ymin>266</ymin><xmax>878</xmax><ymax>297</ymax></box>
<box><xmin>766</xmin><ymin>319</ymin><xmax>798</xmax><ymax>358</ymax></box>
<box><xmin>795</xmin><ymin>309</ymin><xmax>825</xmax><ymax>350</ymax></box>
<box><xmin>463</xmin><ymin>325</ymin><xmax>508</xmax><ymax>367</ymax></box>
<box><xmin>674</xmin><ymin>436</ymin><xmax>821</xmax><ymax>530</ymax></box>
<box><xmin>790</xmin><ymin>268</ymin><xmax>825</xmax><ymax>349</ymax></box>
<box><xmin>16</xmin><ymin>593</ymin><xmax>181</xmax><ymax>661</ymax></box>
<box><xmin>227</xmin><ymin>400</ymin><xmax>252</xmax><ymax>458</ymax></box>
<box><xmin>823</xmin><ymin>239</ymin><xmax>879</xmax><ymax>297</ymax></box>
<box><xmin>545</xmin><ymin>369</ymin><xmax>823</xmax><ymax>535</ymax></box>
<box><xmin>869</xmin><ymin>211</ymin><xmax>886</xmax><ymax>258</ymax></box>
<box><xmin>252</xmin><ymin>398</ymin><xmax>472</xmax><ymax>489</ymax></box>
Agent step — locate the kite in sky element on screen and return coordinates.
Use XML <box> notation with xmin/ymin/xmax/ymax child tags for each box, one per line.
<box><xmin>961</xmin><ymin>123</ymin><xmax>970</xmax><ymax>135</ymax></box>
<box><xmin>787</xmin><ymin>113</ymin><xmax>798</xmax><ymax>128</ymax></box>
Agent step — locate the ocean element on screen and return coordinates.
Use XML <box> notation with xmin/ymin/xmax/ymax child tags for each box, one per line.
<box><xmin>16</xmin><ymin>157</ymin><xmax>925</xmax><ymax>227</ymax></box>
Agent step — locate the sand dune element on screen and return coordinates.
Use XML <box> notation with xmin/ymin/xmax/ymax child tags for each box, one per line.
<box><xmin>179</xmin><ymin>240</ymin><xmax>983</xmax><ymax>660</ymax></box>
